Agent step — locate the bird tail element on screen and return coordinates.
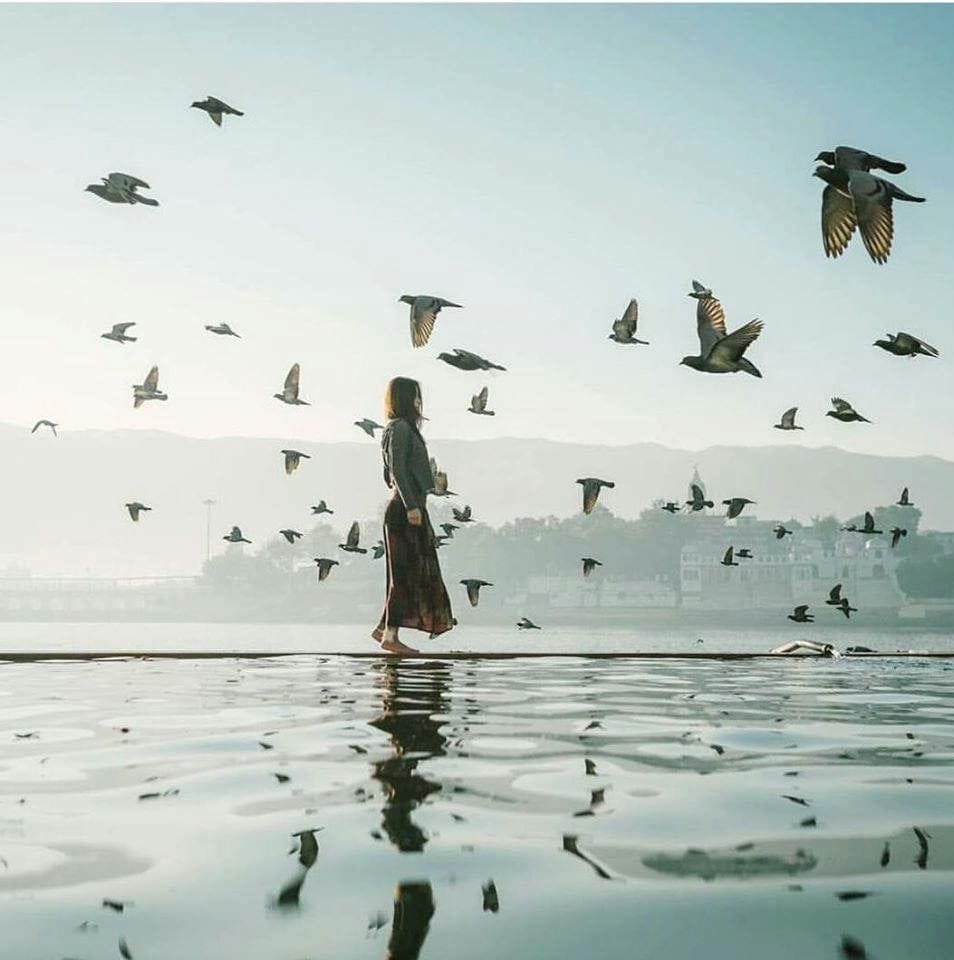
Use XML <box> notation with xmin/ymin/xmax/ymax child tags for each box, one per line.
<box><xmin>490</xmin><ymin>363</ymin><xmax>507</xmax><ymax>371</ymax></box>
<box><xmin>875</xmin><ymin>157</ymin><xmax>907</xmax><ymax>175</ymax></box>
<box><xmin>131</xmin><ymin>194</ymin><xmax>160</xmax><ymax>207</ymax></box>
<box><xmin>126</xmin><ymin>336</ymin><xmax>138</xmax><ymax>342</ymax></box>
<box><xmin>890</xmin><ymin>185</ymin><xmax>925</xmax><ymax>203</ymax></box>
<box><xmin>738</xmin><ymin>358</ymin><xmax>762</xmax><ymax>378</ymax></box>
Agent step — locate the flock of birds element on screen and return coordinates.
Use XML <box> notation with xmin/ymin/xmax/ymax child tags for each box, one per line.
<box><xmin>27</xmin><ymin>118</ymin><xmax>937</xmax><ymax>646</ymax></box>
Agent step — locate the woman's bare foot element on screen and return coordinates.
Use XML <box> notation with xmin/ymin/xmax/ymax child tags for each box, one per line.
<box><xmin>380</xmin><ymin>636</ymin><xmax>419</xmax><ymax>654</ymax></box>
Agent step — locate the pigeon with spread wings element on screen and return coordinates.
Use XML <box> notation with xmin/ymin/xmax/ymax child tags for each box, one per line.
<box><xmin>468</xmin><ymin>386</ymin><xmax>495</xmax><ymax>416</ymax></box>
<box><xmin>608</xmin><ymin>298</ymin><xmax>648</xmax><ymax>345</ymax></box>
<box><xmin>133</xmin><ymin>366</ymin><xmax>167</xmax><ymax>407</ymax></box>
<box><xmin>826</xmin><ymin>398</ymin><xmax>870</xmax><ymax>423</ymax></box>
<box><xmin>101</xmin><ymin>322</ymin><xmax>137</xmax><ymax>344</ymax></box>
<box><xmin>339</xmin><ymin>521</ymin><xmax>367</xmax><ymax>554</ymax></box>
<box><xmin>461</xmin><ymin>578</ymin><xmax>492</xmax><ymax>607</ymax></box>
<box><xmin>774</xmin><ymin>407</ymin><xmax>804</xmax><ymax>431</ymax></box>
<box><xmin>401</xmin><ymin>295</ymin><xmax>462</xmax><ymax>348</ymax></box>
<box><xmin>281</xmin><ymin>449</ymin><xmax>310</xmax><ymax>475</ymax></box>
<box><xmin>577</xmin><ymin>477</ymin><xmax>614</xmax><ymax>515</ymax></box>
<box><xmin>874</xmin><ymin>332</ymin><xmax>939</xmax><ymax>358</ymax></box>
<box><xmin>191</xmin><ymin>96</ymin><xmax>244</xmax><ymax>127</ymax></box>
<box><xmin>681</xmin><ymin>291</ymin><xmax>763</xmax><ymax>377</ymax></box>
<box><xmin>274</xmin><ymin>364</ymin><xmax>309</xmax><ymax>405</ymax></box>
<box><xmin>438</xmin><ymin>348</ymin><xmax>506</xmax><ymax>372</ymax></box>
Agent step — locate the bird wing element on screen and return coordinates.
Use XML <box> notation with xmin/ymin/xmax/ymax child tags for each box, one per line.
<box><xmin>696</xmin><ymin>296</ymin><xmax>726</xmax><ymax>356</ymax></box>
<box><xmin>726</xmin><ymin>499</ymin><xmax>743</xmax><ymax>519</ymax></box>
<box><xmin>820</xmin><ymin>184</ymin><xmax>858</xmax><ymax>259</ymax></box>
<box><xmin>109</xmin><ymin>172</ymin><xmax>150</xmax><ymax>191</ymax></box>
<box><xmin>347</xmin><ymin>521</ymin><xmax>360</xmax><ymax>548</ymax></box>
<box><xmin>453</xmin><ymin>348</ymin><xmax>482</xmax><ymax>363</ymax></box>
<box><xmin>834</xmin><ymin>146</ymin><xmax>906</xmax><ymax>174</ymax></box>
<box><xmin>830</xmin><ymin>397</ymin><xmax>852</xmax><ymax>413</ymax></box>
<box><xmin>284</xmin><ymin>451</ymin><xmax>296</xmax><ymax>474</ymax></box>
<box><xmin>621</xmin><ymin>298</ymin><xmax>638</xmax><ymax>336</ymax></box>
<box><xmin>284</xmin><ymin>363</ymin><xmax>300</xmax><ymax>399</ymax></box>
<box><xmin>781</xmin><ymin>407</ymin><xmax>797</xmax><ymax>428</ymax></box>
<box><xmin>113</xmin><ymin>322</ymin><xmax>136</xmax><ymax>334</ymax></box>
<box><xmin>476</xmin><ymin>386</ymin><xmax>488</xmax><ymax>410</ymax></box>
<box><xmin>466</xmin><ymin>581</ymin><xmax>480</xmax><ymax>606</ymax></box>
<box><xmin>723</xmin><ymin>546</ymin><xmax>734</xmax><ymax>564</ymax></box>
<box><xmin>900</xmin><ymin>486</ymin><xmax>909</xmax><ymax>504</ymax></box>
<box><xmin>582</xmin><ymin>480</ymin><xmax>599</xmax><ymax>514</ymax></box>
<box><xmin>411</xmin><ymin>298</ymin><xmax>439</xmax><ymax>348</ymax></box>
<box><xmin>794</xmin><ymin>605</ymin><xmax>809</xmax><ymax>616</ymax></box>
<box><xmin>848</xmin><ymin>172</ymin><xmax>894</xmax><ymax>265</ymax></box>
<box><xmin>897</xmin><ymin>332</ymin><xmax>938</xmax><ymax>357</ymax></box>
<box><xmin>708</xmin><ymin>320</ymin><xmax>763</xmax><ymax>364</ymax></box>
<box><xmin>690</xmin><ymin>483</ymin><xmax>704</xmax><ymax>502</ymax></box>
<box><xmin>691</xmin><ymin>280</ymin><xmax>708</xmax><ymax>296</ymax></box>
<box><xmin>829</xmin><ymin>583</ymin><xmax>842</xmax><ymax>602</ymax></box>
<box><xmin>864</xmin><ymin>511</ymin><xmax>875</xmax><ymax>529</ymax></box>
<box><xmin>230</xmin><ymin>526</ymin><xmax>241</xmax><ymax>538</ymax></box>
<box><xmin>144</xmin><ymin>366</ymin><xmax>159</xmax><ymax>392</ymax></box>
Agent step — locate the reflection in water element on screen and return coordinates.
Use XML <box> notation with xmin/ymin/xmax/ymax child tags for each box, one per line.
<box><xmin>385</xmin><ymin>882</ymin><xmax>435</xmax><ymax>960</ymax></box>
<box><xmin>368</xmin><ymin>662</ymin><xmax>452</xmax><ymax>853</ymax></box>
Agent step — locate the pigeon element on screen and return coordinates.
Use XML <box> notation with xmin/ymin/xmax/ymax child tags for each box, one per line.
<box><xmin>721</xmin><ymin>546</ymin><xmax>739</xmax><ymax>567</ymax></box>
<box><xmin>468</xmin><ymin>386</ymin><xmax>495</xmax><ymax>415</ymax></box>
<box><xmin>481</xmin><ymin>880</ymin><xmax>499</xmax><ymax>913</ymax></box>
<box><xmin>814</xmin><ymin>164</ymin><xmax>924</xmax><ymax>264</ymax></box>
<box><xmin>581</xmin><ymin>557</ymin><xmax>603</xmax><ymax>577</ymax></box>
<box><xmin>31</xmin><ymin>419</ymin><xmax>57</xmax><ymax>436</ymax></box>
<box><xmin>101</xmin><ymin>322</ymin><xmax>137</xmax><ymax>344</ymax></box>
<box><xmin>434</xmin><ymin>535</ymin><xmax>450</xmax><ymax>549</ymax></box>
<box><xmin>314</xmin><ymin>558</ymin><xmax>339</xmax><ymax>582</ymax></box>
<box><xmin>736</xmin><ymin>548</ymin><xmax>753</xmax><ymax>559</ymax></box>
<box><xmin>125</xmin><ymin>501</ymin><xmax>151</xmax><ymax>522</ymax></box>
<box><xmin>816</xmin><ymin>146</ymin><xmax>907</xmax><ymax>175</ymax></box>
<box><xmin>686</xmin><ymin>484</ymin><xmax>714</xmax><ymax>512</ymax></box>
<box><xmin>825</xmin><ymin>584</ymin><xmax>843</xmax><ymax>606</ymax></box>
<box><xmin>205</xmin><ymin>322</ymin><xmax>241</xmax><ymax>337</ymax></box>
<box><xmin>890</xmin><ymin>527</ymin><xmax>908</xmax><ymax>549</ymax></box>
<box><xmin>281</xmin><ymin>449</ymin><xmax>310</xmax><ymax>474</ymax></box>
<box><xmin>723</xmin><ymin>497</ymin><xmax>755</xmax><ymax>520</ymax></box>
<box><xmin>191</xmin><ymin>95</ymin><xmax>244</xmax><ymax>126</ymax></box>
<box><xmin>826</xmin><ymin>398</ymin><xmax>870</xmax><ymax>423</ymax></box>
<box><xmin>461</xmin><ymin>578</ymin><xmax>492</xmax><ymax>607</ymax></box>
<box><xmin>577</xmin><ymin>477</ymin><xmax>615</xmax><ymax>515</ymax></box>
<box><xmin>311</xmin><ymin>500</ymin><xmax>334</xmax><ymax>515</ymax></box>
<box><xmin>681</xmin><ymin>292</ymin><xmax>763</xmax><ymax>377</ymax></box>
<box><xmin>773</xmin><ymin>524</ymin><xmax>793</xmax><ymax>539</ymax></box>
<box><xmin>517</xmin><ymin>617</ymin><xmax>541</xmax><ymax>630</ymax></box>
<box><xmin>372</xmin><ymin>540</ymin><xmax>385</xmax><ymax>560</ymax></box>
<box><xmin>280</xmin><ymin>529</ymin><xmax>302</xmax><ymax>544</ymax></box>
<box><xmin>898</xmin><ymin>487</ymin><xmax>914</xmax><ymax>507</ymax></box>
<box><xmin>874</xmin><ymin>332</ymin><xmax>938</xmax><ymax>358</ymax></box>
<box><xmin>339</xmin><ymin>521</ymin><xmax>367</xmax><ymax>554</ymax></box>
<box><xmin>354</xmin><ymin>418</ymin><xmax>384</xmax><ymax>437</ymax></box>
<box><xmin>452</xmin><ymin>505</ymin><xmax>473</xmax><ymax>523</ymax></box>
<box><xmin>133</xmin><ymin>366</ymin><xmax>167</xmax><ymax>407</ymax></box>
<box><xmin>774</xmin><ymin>407</ymin><xmax>804</xmax><ymax>431</ymax></box>
<box><xmin>223</xmin><ymin>525</ymin><xmax>251</xmax><ymax>544</ymax></box>
<box><xmin>437</xmin><ymin>348</ymin><xmax>506</xmax><ymax>371</ymax></box>
<box><xmin>85</xmin><ymin>172</ymin><xmax>159</xmax><ymax>206</ymax></box>
<box><xmin>608</xmin><ymin>298</ymin><xmax>648</xmax><ymax>345</ymax></box>
<box><xmin>688</xmin><ymin>279</ymin><xmax>713</xmax><ymax>300</ymax></box>
<box><xmin>788</xmin><ymin>605</ymin><xmax>814</xmax><ymax>623</ymax></box>
<box><xmin>431</xmin><ymin>459</ymin><xmax>457</xmax><ymax>497</ymax></box>
<box><xmin>859</xmin><ymin>511</ymin><xmax>883</xmax><ymax>536</ymax></box>
<box><xmin>661</xmin><ymin>501</ymin><xmax>680</xmax><ymax>513</ymax></box>
<box><xmin>400</xmin><ymin>295</ymin><xmax>462</xmax><ymax>348</ymax></box>
<box><xmin>439</xmin><ymin>523</ymin><xmax>459</xmax><ymax>539</ymax></box>
<box><xmin>274</xmin><ymin>363</ymin><xmax>309</xmax><ymax>405</ymax></box>
<box><xmin>838</xmin><ymin>597</ymin><xmax>858</xmax><ymax>619</ymax></box>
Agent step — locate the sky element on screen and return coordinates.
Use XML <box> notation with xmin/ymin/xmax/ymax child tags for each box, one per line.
<box><xmin>1</xmin><ymin>3</ymin><xmax>953</xmax><ymax>458</ymax></box>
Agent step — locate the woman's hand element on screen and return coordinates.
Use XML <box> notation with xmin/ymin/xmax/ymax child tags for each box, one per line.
<box><xmin>406</xmin><ymin>508</ymin><xmax>423</xmax><ymax>526</ymax></box>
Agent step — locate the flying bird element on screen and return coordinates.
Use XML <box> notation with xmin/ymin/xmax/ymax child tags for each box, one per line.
<box><xmin>723</xmin><ymin>497</ymin><xmax>755</xmax><ymax>520</ymax></box>
<box><xmin>826</xmin><ymin>398</ymin><xmax>870</xmax><ymax>423</ymax></box>
<box><xmin>313</xmin><ymin>558</ymin><xmax>339</xmax><ymax>582</ymax></box>
<box><xmin>468</xmin><ymin>386</ymin><xmax>495</xmax><ymax>415</ymax></box>
<box><xmin>661</xmin><ymin>501</ymin><xmax>680</xmax><ymax>514</ymax></box>
<box><xmin>825</xmin><ymin>584</ymin><xmax>844</xmax><ymax>606</ymax></box>
<box><xmin>205</xmin><ymin>322</ymin><xmax>241</xmax><ymax>337</ymax></box>
<box><xmin>430</xmin><ymin>458</ymin><xmax>457</xmax><ymax>497</ymax></box>
<box><xmin>788</xmin><ymin>605</ymin><xmax>814</xmax><ymax>623</ymax></box>
<box><xmin>223</xmin><ymin>525</ymin><xmax>251</xmax><ymax>544</ymax></box>
<box><xmin>439</xmin><ymin>523</ymin><xmax>459</xmax><ymax>539</ymax></box>
<box><xmin>339</xmin><ymin>521</ymin><xmax>367</xmax><ymax>554</ymax></box>
<box><xmin>837</xmin><ymin>597</ymin><xmax>858</xmax><ymax>619</ymax></box>
<box><xmin>686</xmin><ymin>484</ymin><xmax>714</xmax><ymax>512</ymax></box>
<box><xmin>581</xmin><ymin>557</ymin><xmax>603</xmax><ymax>577</ymax></box>
<box><xmin>890</xmin><ymin>527</ymin><xmax>907</xmax><ymax>549</ymax></box>
<box><xmin>191</xmin><ymin>95</ymin><xmax>244</xmax><ymax>126</ymax></box>
<box><xmin>101</xmin><ymin>322</ymin><xmax>137</xmax><ymax>344</ymax></box>
<box><xmin>281</xmin><ymin>449</ymin><xmax>310</xmax><ymax>474</ymax></box>
<box><xmin>125</xmin><ymin>501</ymin><xmax>151</xmax><ymax>522</ymax></box>
<box><xmin>774</xmin><ymin>407</ymin><xmax>804</xmax><ymax>431</ymax></box>
<box><xmin>354</xmin><ymin>418</ymin><xmax>384</xmax><ymax>437</ymax></box>
<box><xmin>721</xmin><ymin>546</ymin><xmax>739</xmax><ymax>567</ymax></box>
<box><xmin>85</xmin><ymin>172</ymin><xmax>159</xmax><ymax>206</ymax></box>
<box><xmin>681</xmin><ymin>291</ymin><xmax>763</xmax><ymax>377</ymax></box>
<box><xmin>736</xmin><ymin>548</ymin><xmax>753</xmax><ymax>559</ymax></box>
<box><xmin>311</xmin><ymin>500</ymin><xmax>333</xmax><ymax>515</ymax></box>
<box><xmin>517</xmin><ymin>617</ymin><xmax>541</xmax><ymax>630</ymax></box>
<box><xmin>815</xmin><ymin>146</ymin><xmax>907</xmax><ymax>175</ymax></box>
<box><xmin>31</xmin><ymin>419</ymin><xmax>57</xmax><ymax>436</ymax></box>
<box><xmin>452</xmin><ymin>504</ymin><xmax>473</xmax><ymax>523</ymax></box>
<box><xmin>874</xmin><ymin>332</ymin><xmax>938</xmax><ymax>358</ymax></box>
<box><xmin>897</xmin><ymin>487</ymin><xmax>914</xmax><ymax>507</ymax></box>
<box><xmin>372</xmin><ymin>540</ymin><xmax>385</xmax><ymax>560</ymax></box>
<box><xmin>461</xmin><ymin>578</ymin><xmax>492</xmax><ymax>607</ymax></box>
<box><xmin>577</xmin><ymin>477</ymin><xmax>615</xmax><ymax>515</ymax></box>
<box><xmin>400</xmin><ymin>295</ymin><xmax>462</xmax><ymax>348</ymax></box>
<box><xmin>773</xmin><ymin>524</ymin><xmax>793</xmax><ymax>539</ymax></box>
<box><xmin>133</xmin><ymin>366</ymin><xmax>167</xmax><ymax>407</ymax></box>
<box><xmin>688</xmin><ymin>280</ymin><xmax>713</xmax><ymax>300</ymax></box>
<box><xmin>857</xmin><ymin>512</ymin><xmax>882</xmax><ymax>536</ymax></box>
<box><xmin>274</xmin><ymin>364</ymin><xmax>309</xmax><ymax>405</ymax></box>
<box><xmin>437</xmin><ymin>348</ymin><xmax>506</xmax><ymax>372</ymax></box>
<box><xmin>481</xmin><ymin>880</ymin><xmax>500</xmax><ymax>913</ymax></box>
<box><xmin>280</xmin><ymin>529</ymin><xmax>302</xmax><ymax>544</ymax></box>
<box><xmin>608</xmin><ymin>298</ymin><xmax>648</xmax><ymax>345</ymax></box>
<box><xmin>814</xmin><ymin>161</ymin><xmax>924</xmax><ymax>264</ymax></box>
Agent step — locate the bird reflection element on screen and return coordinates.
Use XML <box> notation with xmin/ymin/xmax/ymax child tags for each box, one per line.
<box><xmin>385</xmin><ymin>882</ymin><xmax>435</xmax><ymax>960</ymax></box>
<box><xmin>368</xmin><ymin>662</ymin><xmax>452</xmax><ymax>852</ymax></box>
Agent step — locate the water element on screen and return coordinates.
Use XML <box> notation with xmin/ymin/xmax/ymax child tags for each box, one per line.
<box><xmin>0</xmin><ymin>648</ymin><xmax>952</xmax><ymax>959</ymax></box>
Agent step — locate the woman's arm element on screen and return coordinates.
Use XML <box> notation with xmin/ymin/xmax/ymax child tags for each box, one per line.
<box><xmin>386</xmin><ymin>419</ymin><xmax>421</xmax><ymax>512</ymax></box>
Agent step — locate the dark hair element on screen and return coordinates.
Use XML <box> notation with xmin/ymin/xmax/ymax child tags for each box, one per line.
<box><xmin>383</xmin><ymin>377</ymin><xmax>422</xmax><ymax>429</ymax></box>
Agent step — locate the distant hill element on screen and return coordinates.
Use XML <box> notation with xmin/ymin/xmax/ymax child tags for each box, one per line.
<box><xmin>1</xmin><ymin>423</ymin><xmax>951</xmax><ymax>576</ymax></box>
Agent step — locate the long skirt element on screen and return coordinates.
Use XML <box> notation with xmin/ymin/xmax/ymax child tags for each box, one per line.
<box><xmin>375</xmin><ymin>495</ymin><xmax>455</xmax><ymax>638</ymax></box>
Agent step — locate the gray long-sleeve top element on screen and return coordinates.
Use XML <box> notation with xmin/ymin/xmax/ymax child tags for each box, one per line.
<box><xmin>381</xmin><ymin>418</ymin><xmax>435</xmax><ymax>512</ymax></box>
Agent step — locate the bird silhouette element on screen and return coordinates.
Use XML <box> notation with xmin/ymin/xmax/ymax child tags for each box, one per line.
<box><xmin>661</xmin><ymin>501</ymin><xmax>680</xmax><ymax>513</ymax></box>
<box><xmin>400</xmin><ymin>295</ymin><xmax>462</xmax><ymax>348</ymax></box>
<box><xmin>608</xmin><ymin>298</ymin><xmax>648</xmax><ymax>345</ymax></box>
<box><xmin>681</xmin><ymin>291</ymin><xmax>763</xmax><ymax>377</ymax></box>
<box><xmin>890</xmin><ymin>527</ymin><xmax>907</xmax><ymax>549</ymax></box>
<box><xmin>205</xmin><ymin>322</ymin><xmax>241</xmax><ymax>337</ymax></box>
<box><xmin>223</xmin><ymin>525</ymin><xmax>251</xmax><ymax>544</ymax></box>
<box><xmin>481</xmin><ymin>880</ymin><xmax>500</xmax><ymax>913</ymax></box>
<box><xmin>688</xmin><ymin>279</ymin><xmax>713</xmax><ymax>300</ymax></box>
<box><xmin>86</xmin><ymin>172</ymin><xmax>159</xmax><ymax>206</ymax></box>
<box><xmin>468</xmin><ymin>386</ymin><xmax>495</xmax><ymax>415</ymax></box>
<box><xmin>860</xmin><ymin>512</ymin><xmax>883</xmax><ymax>535</ymax></box>
<box><xmin>461</xmin><ymin>578</ymin><xmax>492</xmax><ymax>607</ymax></box>
<box><xmin>354</xmin><ymin>418</ymin><xmax>384</xmax><ymax>437</ymax></box>
<box><xmin>125</xmin><ymin>501</ymin><xmax>151</xmax><ymax>522</ymax></box>
<box><xmin>897</xmin><ymin>487</ymin><xmax>914</xmax><ymax>507</ymax></box>
<box><xmin>191</xmin><ymin>95</ymin><xmax>244</xmax><ymax>126</ymax></box>
<box><xmin>311</xmin><ymin>500</ymin><xmax>333</xmax><ymax>515</ymax></box>
<box><xmin>874</xmin><ymin>332</ymin><xmax>938</xmax><ymax>358</ymax></box>
<box><xmin>686</xmin><ymin>484</ymin><xmax>714</xmax><ymax>512</ymax></box>
<box><xmin>788</xmin><ymin>605</ymin><xmax>814</xmax><ymax>623</ymax></box>
<box><xmin>517</xmin><ymin>617</ymin><xmax>541</xmax><ymax>630</ymax></box>
<box><xmin>837</xmin><ymin>597</ymin><xmax>858</xmax><ymax>619</ymax></box>
<box><xmin>581</xmin><ymin>557</ymin><xmax>603</xmax><ymax>577</ymax></box>
<box><xmin>774</xmin><ymin>407</ymin><xmax>804</xmax><ymax>431</ymax></box>
<box><xmin>429</xmin><ymin>458</ymin><xmax>456</xmax><ymax>497</ymax></box>
<box><xmin>101</xmin><ymin>322</ymin><xmax>137</xmax><ymax>344</ymax></box>
<box><xmin>721</xmin><ymin>546</ymin><xmax>739</xmax><ymax>567</ymax></box>
<box><xmin>280</xmin><ymin>529</ymin><xmax>302</xmax><ymax>544</ymax></box>
<box><xmin>452</xmin><ymin>505</ymin><xmax>473</xmax><ymax>523</ymax></box>
<box><xmin>274</xmin><ymin>364</ymin><xmax>309</xmax><ymax>405</ymax></box>
<box><xmin>577</xmin><ymin>477</ymin><xmax>615</xmax><ymax>515</ymax></box>
<box><xmin>339</xmin><ymin>521</ymin><xmax>367</xmax><ymax>554</ymax></box>
<box><xmin>31</xmin><ymin>419</ymin><xmax>57</xmax><ymax>436</ymax></box>
<box><xmin>815</xmin><ymin>146</ymin><xmax>907</xmax><ymax>175</ymax></box>
<box><xmin>825</xmin><ymin>584</ymin><xmax>844</xmax><ymax>606</ymax></box>
<box><xmin>826</xmin><ymin>398</ymin><xmax>870</xmax><ymax>423</ymax></box>
<box><xmin>736</xmin><ymin>548</ymin><xmax>753</xmax><ymax>559</ymax></box>
<box><xmin>132</xmin><ymin>366</ymin><xmax>167</xmax><ymax>407</ymax></box>
<box><xmin>439</xmin><ymin>523</ymin><xmax>459</xmax><ymax>539</ymax></box>
<box><xmin>372</xmin><ymin>540</ymin><xmax>385</xmax><ymax>560</ymax></box>
<box><xmin>437</xmin><ymin>348</ymin><xmax>506</xmax><ymax>371</ymax></box>
<box><xmin>723</xmin><ymin>497</ymin><xmax>755</xmax><ymax>520</ymax></box>
<box><xmin>773</xmin><ymin>525</ymin><xmax>793</xmax><ymax>539</ymax></box>
<box><xmin>313</xmin><ymin>558</ymin><xmax>339</xmax><ymax>582</ymax></box>
<box><xmin>281</xmin><ymin>449</ymin><xmax>310</xmax><ymax>474</ymax></box>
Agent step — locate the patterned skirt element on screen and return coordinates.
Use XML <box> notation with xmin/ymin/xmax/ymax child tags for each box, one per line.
<box><xmin>375</xmin><ymin>495</ymin><xmax>455</xmax><ymax>638</ymax></box>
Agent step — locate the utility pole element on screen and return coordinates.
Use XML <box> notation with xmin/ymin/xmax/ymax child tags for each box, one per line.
<box><xmin>203</xmin><ymin>499</ymin><xmax>216</xmax><ymax>566</ymax></box>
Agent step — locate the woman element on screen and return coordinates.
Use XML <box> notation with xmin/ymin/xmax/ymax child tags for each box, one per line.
<box><xmin>372</xmin><ymin>377</ymin><xmax>454</xmax><ymax>653</ymax></box>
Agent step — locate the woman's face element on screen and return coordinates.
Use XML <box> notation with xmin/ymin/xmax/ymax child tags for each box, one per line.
<box><xmin>414</xmin><ymin>391</ymin><xmax>422</xmax><ymax>415</ymax></box>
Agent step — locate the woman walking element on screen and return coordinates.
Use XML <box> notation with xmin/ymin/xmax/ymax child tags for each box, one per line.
<box><xmin>372</xmin><ymin>377</ymin><xmax>455</xmax><ymax>653</ymax></box>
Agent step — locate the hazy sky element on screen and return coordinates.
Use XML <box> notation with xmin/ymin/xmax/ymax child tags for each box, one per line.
<box><xmin>1</xmin><ymin>4</ymin><xmax>952</xmax><ymax>458</ymax></box>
